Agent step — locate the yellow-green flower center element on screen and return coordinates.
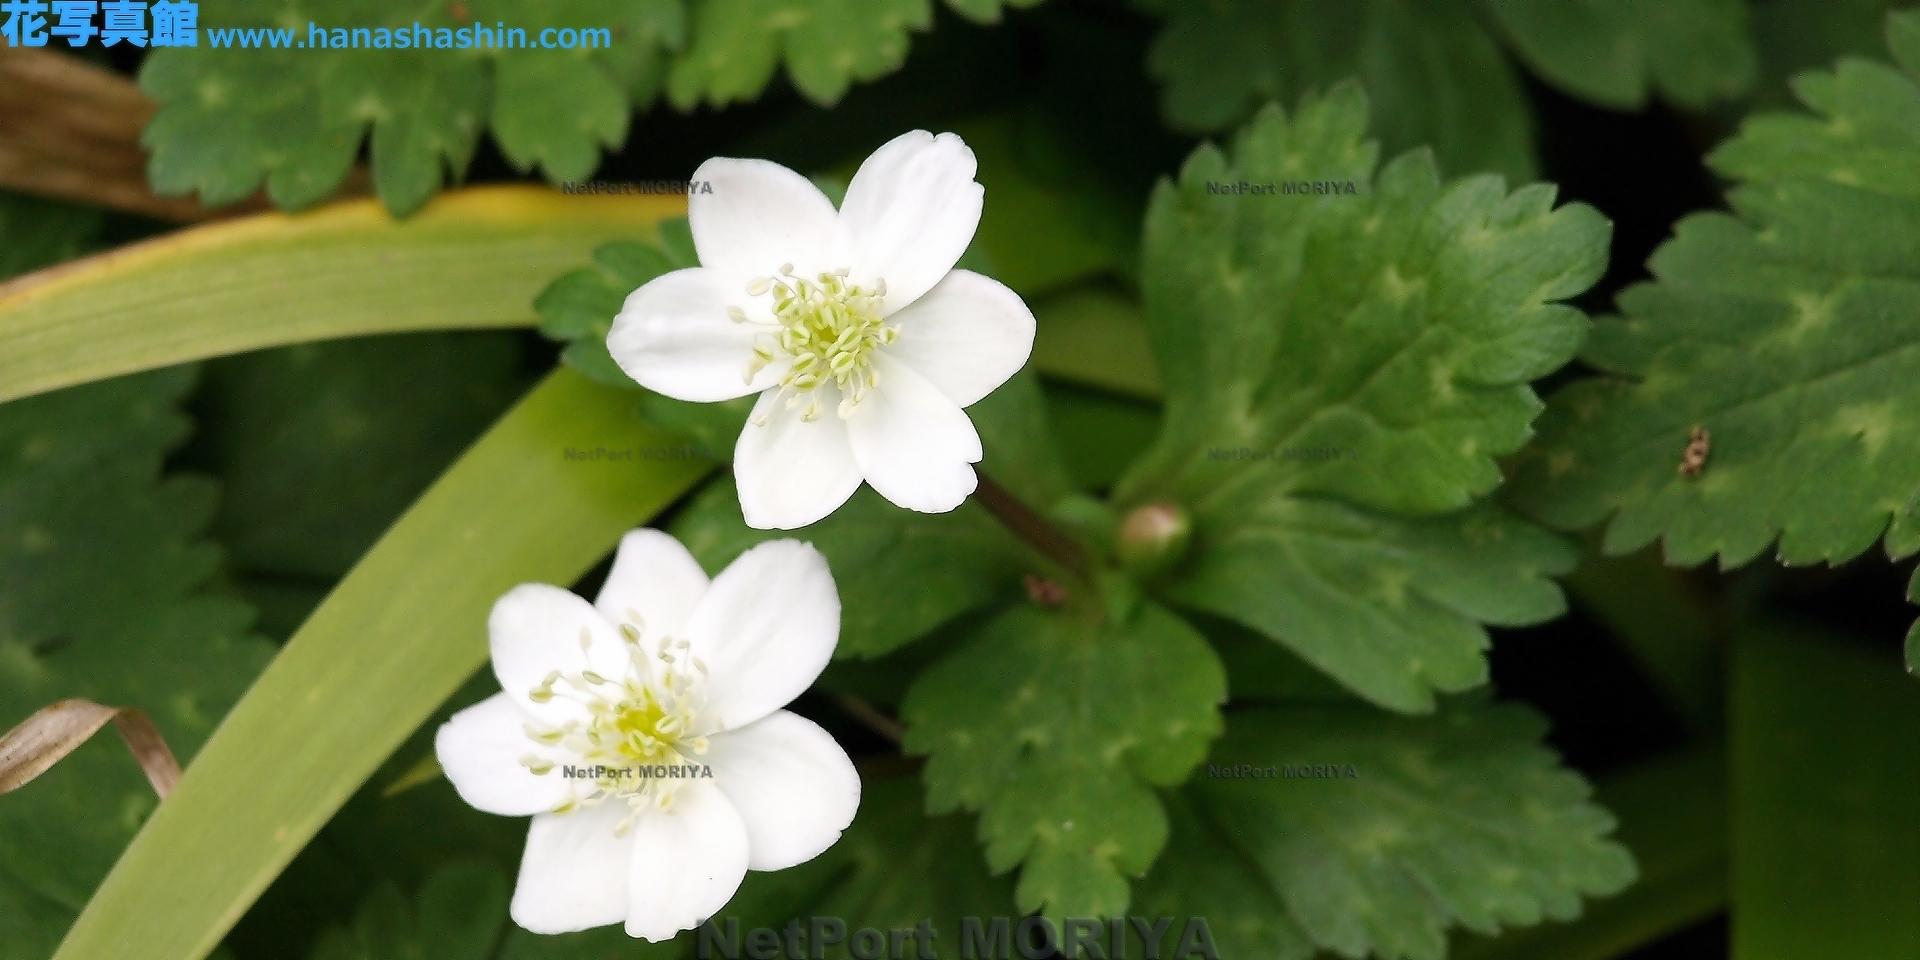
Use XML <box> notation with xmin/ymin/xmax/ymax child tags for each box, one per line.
<box><xmin>518</xmin><ymin>622</ymin><xmax>711</xmax><ymax>828</ymax></box>
<box><xmin>738</xmin><ymin>265</ymin><xmax>897</xmax><ymax>422</ymax></box>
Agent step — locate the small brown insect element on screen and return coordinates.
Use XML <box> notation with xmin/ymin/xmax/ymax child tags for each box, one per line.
<box><xmin>1678</xmin><ymin>426</ymin><xmax>1711</xmax><ymax>478</ymax></box>
<box><xmin>448</xmin><ymin>1</ymin><xmax>470</xmax><ymax>20</ymax></box>
<box><xmin>1024</xmin><ymin>574</ymin><xmax>1067</xmax><ymax>606</ymax></box>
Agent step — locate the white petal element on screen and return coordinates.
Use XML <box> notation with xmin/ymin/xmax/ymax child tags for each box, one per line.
<box><xmin>490</xmin><ymin>584</ymin><xmax>631</xmax><ymax>725</ymax></box>
<box><xmin>594</xmin><ymin>529</ymin><xmax>711</xmax><ymax>639</ymax></box>
<box><xmin>846</xmin><ymin>353</ymin><xmax>982</xmax><ymax>513</ymax></box>
<box><xmin>624</xmin><ymin>779</ymin><xmax>750</xmax><ymax>942</ymax></box>
<box><xmin>435</xmin><ymin>693</ymin><xmax>570</xmax><ymax>817</ymax></box>
<box><xmin>607</xmin><ymin>267</ymin><xmax>783</xmax><ymax>402</ymax></box>
<box><xmin>832</xmin><ymin>131</ymin><xmax>984</xmax><ymax>315</ymax></box>
<box><xmin>690</xmin><ymin>157</ymin><xmax>838</xmax><ymax>304</ymax></box>
<box><xmin>882</xmin><ymin>269</ymin><xmax>1036</xmax><ymax>407</ymax></box>
<box><xmin>680</xmin><ymin>540</ymin><xmax>839</xmax><ymax>731</ymax></box>
<box><xmin>706</xmin><ymin>711</ymin><xmax>860</xmax><ymax>871</ymax></box>
<box><xmin>732</xmin><ymin>387</ymin><xmax>863</xmax><ymax>531</ymax></box>
<box><xmin>510</xmin><ymin>804</ymin><xmax>633</xmax><ymax>934</ymax></box>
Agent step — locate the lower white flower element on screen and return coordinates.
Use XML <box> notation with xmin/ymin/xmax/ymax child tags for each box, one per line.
<box><xmin>435</xmin><ymin>529</ymin><xmax>858</xmax><ymax>941</ymax></box>
<box><xmin>606</xmin><ymin>130</ymin><xmax>1037</xmax><ymax>530</ymax></box>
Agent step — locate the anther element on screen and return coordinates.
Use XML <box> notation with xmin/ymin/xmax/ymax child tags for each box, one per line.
<box><xmin>746</xmin><ymin>277</ymin><xmax>772</xmax><ymax>296</ymax></box>
<box><xmin>727</xmin><ymin>306</ymin><xmax>749</xmax><ymax>323</ymax></box>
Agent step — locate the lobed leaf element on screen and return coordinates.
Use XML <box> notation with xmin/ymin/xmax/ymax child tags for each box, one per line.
<box><xmin>1482</xmin><ymin>0</ymin><xmax>1755</xmax><ymax>111</ymax></box>
<box><xmin>0</xmin><ymin>369</ymin><xmax>277</xmax><ymax>960</ymax></box>
<box><xmin>140</xmin><ymin>0</ymin><xmax>1040</xmax><ymax>215</ymax></box>
<box><xmin>1146</xmin><ymin>701</ymin><xmax>1635</xmax><ymax>960</ymax></box>
<box><xmin>901</xmin><ymin>601</ymin><xmax>1227</xmax><ymax>921</ymax></box>
<box><xmin>1142</xmin><ymin>0</ymin><xmax>1535</xmax><ymax>183</ymax></box>
<box><xmin>1510</xmin><ymin>12</ymin><xmax>1920</xmax><ymax>573</ymax></box>
<box><xmin>1118</xmin><ymin>85</ymin><xmax>1597</xmax><ymax>710</ymax></box>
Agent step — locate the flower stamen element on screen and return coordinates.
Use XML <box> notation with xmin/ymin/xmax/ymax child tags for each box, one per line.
<box><xmin>735</xmin><ymin>266</ymin><xmax>897</xmax><ymax>421</ymax></box>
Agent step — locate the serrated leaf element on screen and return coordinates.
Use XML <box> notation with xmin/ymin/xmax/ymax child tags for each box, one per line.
<box><xmin>324</xmin><ymin>52</ymin><xmax>488</xmax><ymax>219</ymax></box>
<box><xmin>672</xmin><ymin>0</ymin><xmax>1057</xmax><ymax>109</ymax></box>
<box><xmin>489</xmin><ymin>53</ymin><xmax>629</xmax><ymax>184</ymax></box>
<box><xmin>0</xmin><ymin>369</ymin><xmax>276</xmax><ymax>957</ymax></box>
<box><xmin>1116</xmin><ymin>87</ymin><xmax>1595</xmax><ymax>710</ymax></box>
<box><xmin>140</xmin><ymin>0</ymin><xmax>683</xmax><ymax>216</ymax></box>
<box><xmin>1174</xmin><ymin>701</ymin><xmax>1635</xmax><ymax>960</ymax></box>
<box><xmin>671</xmin><ymin>371</ymin><xmax>1069</xmax><ymax>657</ymax></box>
<box><xmin>535</xmin><ymin>236</ymin><xmax>684</xmax><ymax>389</ymax></box>
<box><xmin>1483</xmin><ymin>0</ymin><xmax>1755</xmax><ymax>110</ymax></box>
<box><xmin>1752</xmin><ymin>0</ymin><xmax>1916</xmax><ymax>108</ymax></box>
<box><xmin>1142</xmin><ymin>0</ymin><xmax>1536</xmax><ymax>183</ymax></box>
<box><xmin>901</xmin><ymin>600</ymin><xmax>1226</xmax><ymax>920</ymax></box>
<box><xmin>1129</xmin><ymin>793</ymin><xmax>1316</xmax><ymax>960</ymax></box>
<box><xmin>1510</xmin><ymin>14</ymin><xmax>1920</xmax><ymax>571</ymax></box>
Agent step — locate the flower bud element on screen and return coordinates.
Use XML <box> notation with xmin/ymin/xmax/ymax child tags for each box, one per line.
<box><xmin>1115</xmin><ymin>501</ymin><xmax>1192</xmax><ymax>576</ymax></box>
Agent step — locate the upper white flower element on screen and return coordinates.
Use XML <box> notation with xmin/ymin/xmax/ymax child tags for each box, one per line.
<box><xmin>607</xmin><ymin>131</ymin><xmax>1036</xmax><ymax>530</ymax></box>
<box><xmin>434</xmin><ymin>529</ymin><xmax>858</xmax><ymax>941</ymax></box>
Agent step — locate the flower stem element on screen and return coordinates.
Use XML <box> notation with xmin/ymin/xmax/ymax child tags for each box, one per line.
<box><xmin>973</xmin><ymin>472</ymin><xmax>1091</xmax><ymax>579</ymax></box>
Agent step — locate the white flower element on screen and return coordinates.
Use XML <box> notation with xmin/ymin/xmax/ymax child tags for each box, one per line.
<box><xmin>434</xmin><ymin>529</ymin><xmax>858</xmax><ymax>941</ymax></box>
<box><xmin>607</xmin><ymin>131</ymin><xmax>1036</xmax><ymax>530</ymax></box>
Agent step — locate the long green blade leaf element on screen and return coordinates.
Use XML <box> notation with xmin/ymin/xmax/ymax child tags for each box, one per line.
<box><xmin>52</xmin><ymin>368</ymin><xmax>713</xmax><ymax>960</ymax></box>
<box><xmin>0</xmin><ymin>186</ymin><xmax>683</xmax><ymax>404</ymax></box>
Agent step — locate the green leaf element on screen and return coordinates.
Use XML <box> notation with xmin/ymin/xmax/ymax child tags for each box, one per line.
<box><xmin>1509</xmin><ymin>14</ymin><xmax>1920</xmax><ymax>570</ymax></box>
<box><xmin>1482</xmin><ymin>0</ymin><xmax>1755</xmax><ymax>110</ymax></box>
<box><xmin>0</xmin><ymin>191</ymin><xmax>100</xmax><ymax>280</ymax></box>
<box><xmin>0</xmin><ymin>186</ymin><xmax>683</xmax><ymax>406</ymax></box>
<box><xmin>1118</xmin><ymin>86</ymin><xmax>1596</xmax><ymax>710</ymax></box>
<box><xmin>0</xmin><ymin>369</ymin><xmax>276</xmax><ymax>959</ymax></box>
<box><xmin>50</xmin><ymin>369</ymin><xmax>713</xmax><ymax>960</ymax></box>
<box><xmin>901</xmin><ymin>600</ymin><xmax>1227</xmax><ymax>921</ymax></box>
<box><xmin>1142</xmin><ymin>0</ymin><xmax>1536</xmax><ymax>183</ymax></box>
<box><xmin>1166</xmin><ymin>701</ymin><xmax>1635</xmax><ymax>960</ymax></box>
<box><xmin>140</xmin><ymin>0</ymin><xmax>686</xmax><ymax>216</ymax></box>
<box><xmin>1733</xmin><ymin>624</ymin><xmax>1920</xmax><ymax>959</ymax></box>
<box><xmin>671</xmin><ymin>371</ymin><xmax>1069</xmax><ymax>658</ymax></box>
<box><xmin>304</xmin><ymin>860</ymin><xmax>508</xmax><ymax>960</ymax></box>
<box><xmin>535</xmin><ymin>238</ymin><xmax>680</xmax><ymax>388</ymax></box>
<box><xmin>189</xmin><ymin>334</ymin><xmax>534</xmax><ymax>583</ymax></box>
<box><xmin>778</xmin><ymin>776</ymin><xmax>1016</xmax><ymax>958</ymax></box>
<box><xmin>1451</xmin><ymin>745</ymin><xmax>1727</xmax><ymax>960</ymax></box>
<box><xmin>1128</xmin><ymin>792</ymin><xmax>1316</xmax><ymax>960</ymax></box>
<box><xmin>1030</xmin><ymin>286</ymin><xmax>1162</xmax><ymax>401</ymax></box>
<box><xmin>667</xmin><ymin>0</ymin><xmax>957</xmax><ymax>109</ymax></box>
<box><xmin>1752</xmin><ymin>1</ymin><xmax>1918</xmax><ymax>109</ymax></box>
